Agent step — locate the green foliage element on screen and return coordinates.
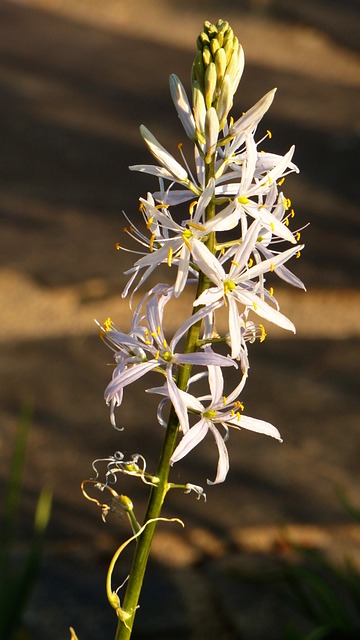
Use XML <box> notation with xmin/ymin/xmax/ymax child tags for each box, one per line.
<box><xmin>281</xmin><ymin>529</ymin><xmax>360</xmax><ymax>639</ymax></box>
<box><xmin>0</xmin><ymin>403</ymin><xmax>52</xmax><ymax>640</ymax></box>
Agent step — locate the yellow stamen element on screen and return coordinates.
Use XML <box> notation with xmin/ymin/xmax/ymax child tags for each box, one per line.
<box><xmin>238</xmin><ymin>196</ymin><xmax>249</xmax><ymax>205</ymax></box>
<box><xmin>259</xmin><ymin>324</ymin><xmax>267</xmax><ymax>342</ymax></box>
<box><xmin>115</xmin><ymin>242</ymin><xmax>121</xmax><ymax>251</ymax></box>
<box><xmin>283</xmin><ymin>197</ymin><xmax>291</xmax><ymax>210</ymax></box>
<box><xmin>189</xmin><ymin>200</ymin><xmax>198</xmax><ymax>216</ymax></box>
<box><xmin>104</xmin><ymin>317</ymin><xmax>113</xmax><ymax>332</ymax></box>
<box><xmin>248</xmin><ymin>258</ymin><xmax>253</xmax><ymax>268</ymax></box>
<box><xmin>187</xmin><ymin>221</ymin><xmax>206</xmax><ymax>231</ymax></box>
<box><xmin>146</xmin><ymin>216</ymin><xmax>154</xmax><ymax>229</ymax></box>
<box><xmin>234</xmin><ymin>400</ymin><xmax>244</xmax><ymax>410</ymax></box>
<box><xmin>253</xmin><ymin>302</ymin><xmax>258</xmax><ymax>310</ymax></box>
<box><xmin>267</xmin><ymin>129</ymin><xmax>272</xmax><ymax>139</ymax></box>
<box><xmin>270</xmin><ymin>263</ymin><xmax>275</xmax><ymax>272</ymax></box>
<box><xmin>167</xmin><ymin>246</ymin><xmax>173</xmax><ymax>267</ymax></box>
<box><xmin>183</xmin><ymin>236</ymin><xmax>192</xmax><ymax>251</ymax></box>
<box><xmin>278</xmin><ymin>177</ymin><xmax>285</xmax><ymax>186</ymax></box>
<box><xmin>295</xmin><ymin>231</ymin><xmax>301</xmax><ymax>241</ymax></box>
<box><xmin>149</xmin><ymin>233</ymin><xmax>155</xmax><ymax>252</ymax></box>
<box><xmin>231</xmin><ymin>260</ymin><xmax>240</xmax><ymax>267</ymax></box>
<box><xmin>269</xmin><ymin>286</ymin><xmax>274</xmax><ymax>296</ymax></box>
<box><xmin>296</xmin><ymin>251</ymin><xmax>301</xmax><ymax>259</ymax></box>
<box><xmin>290</xmin><ymin>209</ymin><xmax>295</xmax><ymax>218</ymax></box>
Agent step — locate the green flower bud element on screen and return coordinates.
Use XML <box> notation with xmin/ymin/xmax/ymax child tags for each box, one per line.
<box><xmin>192</xmin><ymin>82</ymin><xmax>206</xmax><ymax>143</ymax></box>
<box><xmin>210</xmin><ymin>37</ymin><xmax>220</xmax><ymax>57</ymax></box>
<box><xmin>202</xmin><ymin>45</ymin><xmax>212</xmax><ymax>68</ymax></box>
<box><xmin>192</xmin><ymin>50</ymin><xmax>205</xmax><ymax>90</ymax></box>
<box><xmin>197</xmin><ymin>31</ymin><xmax>210</xmax><ymax>49</ymax></box>
<box><xmin>204</xmin><ymin>61</ymin><xmax>217</xmax><ymax>109</ymax></box>
<box><xmin>205</xmin><ymin>107</ymin><xmax>219</xmax><ymax>163</ymax></box>
<box><xmin>216</xmin><ymin>75</ymin><xmax>233</xmax><ymax>131</ymax></box>
<box><xmin>214</xmin><ymin>47</ymin><xmax>227</xmax><ymax>83</ymax></box>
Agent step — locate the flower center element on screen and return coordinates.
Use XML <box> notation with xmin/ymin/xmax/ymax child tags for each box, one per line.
<box><xmin>203</xmin><ymin>409</ymin><xmax>217</xmax><ymax>419</ymax></box>
<box><xmin>224</xmin><ymin>280</ymin><xmax>236</xmax><ymax>294</ymax></box>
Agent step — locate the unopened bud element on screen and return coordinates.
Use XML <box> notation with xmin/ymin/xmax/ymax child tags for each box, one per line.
<box><xmin>216</xmin><ymin>75</ymin><xmax>233</xmax><ymax>131</ymax></box>
<box><xmin>204</xmin><ymin>62</ymin><xmax>217</xmax><ymax>109</ymax></box>
<box><xmin>205</xmin><ymin>107</ymin><xmax>219</xmax><ymax>163</ymax></box>
<box><xmin>214</xmin><ymin>47</ymin><xmax>227</xmax><ymax>84</ymax></box>
<box><xmin>119</xmin><ymin>495</ymin><xmax>134</xmax><ymax>511</ymax></box>
<box><xmin>193</xmin><ymin>82</ymin><xmax>206</xmax><ymax>142</ymax></box>
<box><xmin>192</xmin><ymin>50</ymin><xmax>205</xmax><ymax>90</ymax></box>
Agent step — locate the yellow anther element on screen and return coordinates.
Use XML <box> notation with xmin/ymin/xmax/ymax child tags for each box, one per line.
<box><xmin>155</xmin><ymin>350</ymin><xmax>160</xmax><ymax>359</ymax></box>
<box><xmin>115</xmin><ymin>242</ymin><xmax>121</xmax><ymax>251</ymax></box>
<box><xmin>259</xmin><ymin>324</ymin><xmax>267</xmax><ymax>342</ymax></box>
<box><xmin>146</xmin><ymin>216</ymin><xmax>154</xmax><ymax>229</ymax></box>
<box><xmin>104</xmin><ymin>317</ymin><xmax>113</xmax><ymax>332</ymax></box>
<box><xmin>290</xmin><ymin>209</ymin><xmax>295</xmax><ymax>218</ymax></box>
<box><xmin>270</xmin><ymin>263</ymin><xmax>275</xmax><ymax>272</ymax></box>
<box><xmin>231</xmin><ymin>260</ymin><xmax>240</xmax><ymax>267</ymax></box>
<box><xmin>238</xmin><ymin>196</ymin><xmax>249</xmax><ymax>205</ymax></box>
<box><xmin>123</xmin><ymin>226</ymin><xmax>128</xmax><ymax>233</ymax></box>
<box><xmin>285</xmin><ymin>217</ymin><xmax>289</xmax><ymax>226</ymax></box>
<box><xmin>183</xmin><ymin>236</ymin><xmax>192</xmax><ymax>251</ymax></box>
<box><xmin>295</xmin><ymin>231</ymin><xmax>301</xmax><ymax>241</ymax></box>
<box><xmin>187</xmin><ymin>221</ymin><xmax>206</xmax><ymax>231</ymax></box>
<box><xmin>222</xmin><ymin>396</ymin><xmax>227</xmax><ymax>404</ymax></box>
<box><xmin>267</xmin><ymin>129</ymin><xmax>272</xmax><ymax>139</ymax></box>
<box><xmin>261</xmin><ymin>175</ymin><xmax>272</xmax><ymax>187</ymax></box>
<box><xmin>234</xmin><ymin>400</ymin><xmax>244</xmax><ymax>410</ymax></box>
<box><xmin>253</xmin><ymin>302</ymin><xmax>258</xmax><ymax>311</ymax></box>
<box><xmin>149</xmin><ymin>233</ymin><xmax>155</xmax><ymax>252</ymax></box>
<box><xmin>167</xmin><ymin>246</ymin><xmax>173</xmax><ymax>267</ymax></box>
<box><xmin>178</xmin><ymin>142</ymin><xmax>183</xmax><ymax>151</ymax></box>
<box><xmin>296</xmin><ymin>251</ymin><xmax>301</xmax><ymax>259</ymax></box>
<box><xmin>236</xmin><ymin>411</ymin><xmax>241</xmax><ymax>421</ymax></box>
<box><xmin>283</xmin><ymin>197</ymin><xmax>291</xmax><ymax>210</ymax></box>
<box><xmin>157</xmin><ymin>326</ymin><xmax>161</xmax><ymax>334</ymax></box>
<box><xmin>248</xmin><ymin>258</ymin><xmax>253</xmax><ymax>268</ymax></box>
<box><xmin>269</xmin><ymin>286</ymin><xmax>274</xmax><ymax>296</ymax></box>
<box><xmin>270</xmin><ymin>222</ymin><xmax>275</xmax><ymax>232</ymax></box>
<box><xmin>278</xmin><ymin>177</ymin><xmax>285</xmax><ymax>186</ymax></box>
<box><xmin>189</xmin><ymin>200</ymin><xmax>198</xmax><ymax>216</ymax></box>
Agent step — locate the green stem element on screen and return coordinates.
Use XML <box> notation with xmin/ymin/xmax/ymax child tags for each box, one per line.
<box><xmin>114</xmin><ymin>158</ymin><xmax>215</xmax><ymax>640</ymax></box>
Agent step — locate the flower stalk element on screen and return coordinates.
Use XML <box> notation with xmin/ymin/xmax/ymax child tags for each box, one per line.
<box><xmin>82</xmin><ymin>18</ymin><xmax>306</xmax><ymax>640</ymax></box>
<box><xmin>114</xmin><ymin>163</ymin><xmax>216</xmax><ymax>640</ymax></box>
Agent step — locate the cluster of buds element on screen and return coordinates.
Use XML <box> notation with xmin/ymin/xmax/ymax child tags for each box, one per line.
<box><xmin>99</xmin><ymin>20</ymin><xmax>306</xmax><ymax>486</ymax></box>
<box><xmin>193</xmin><ymin>19</ymin><xmax>244</xmax><ymax>140</ymax></box>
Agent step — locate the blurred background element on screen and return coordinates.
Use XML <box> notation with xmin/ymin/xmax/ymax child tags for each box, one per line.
<box><xmin>1</xmin><ymin>1</ymin><xmax>359</xmax><ymax>638</ymax></box>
